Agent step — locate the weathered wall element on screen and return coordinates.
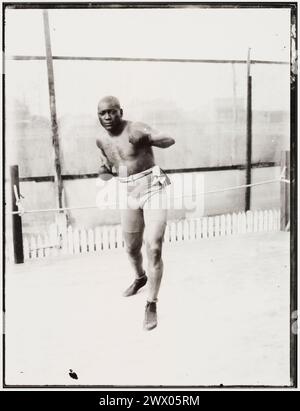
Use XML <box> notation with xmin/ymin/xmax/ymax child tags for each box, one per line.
<box><xmin>5</xmin><ymin>8</ymin><xmax>290</xmax><ymax>236</ymax></box>
<box><xmin>6</xmin><ymin>60</ymin><xmax>289</xmax><ymax>175</ymax></box>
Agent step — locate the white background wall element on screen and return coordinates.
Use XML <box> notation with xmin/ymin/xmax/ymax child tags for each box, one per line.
<box><xmin>4</xmin><ymin>7</ymin><xmax>291</xmax><ymax>233</ymax></box>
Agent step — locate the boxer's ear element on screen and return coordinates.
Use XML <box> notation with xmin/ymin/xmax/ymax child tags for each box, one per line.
<box><xmin>120</xmin><ymin>108</ymin><xmax>123</xmax><ymax>117</ymax></box>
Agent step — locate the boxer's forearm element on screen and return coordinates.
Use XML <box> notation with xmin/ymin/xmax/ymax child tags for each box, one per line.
<box><xmin>129</xmin><ymin>123</ymin><xmax>175</xmax><ymax>148</ymax></box>
<box><xmin>150</xmin><ymin>134</ymin><xmax>175</xmax><ymax>148</ymax></box>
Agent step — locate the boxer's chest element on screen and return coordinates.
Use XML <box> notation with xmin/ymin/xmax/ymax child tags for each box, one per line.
<box><xmin>100</xmin><ymin>126</ymin><xmax>136</xmax><ymax>163</ymax></box>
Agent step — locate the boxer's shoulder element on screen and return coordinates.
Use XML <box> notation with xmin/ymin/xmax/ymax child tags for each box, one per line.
<box><xmin>96</xmin><ymin>136</ymin><xmax>104</xmax><ymax>149</ymax></box>
<box><xmin>96</xmin><ymin>130</ymin><xmax>110</xmax><ymax>148</ymax></box>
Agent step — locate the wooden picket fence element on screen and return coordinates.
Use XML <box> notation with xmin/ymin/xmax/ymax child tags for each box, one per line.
<box><xmin>23</xmin><ymin>209</ymin><xmax>281</xmax><ymax>260</ymax></box>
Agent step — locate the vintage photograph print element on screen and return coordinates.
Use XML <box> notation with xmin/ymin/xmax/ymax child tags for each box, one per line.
<box><xmin>2</xmin><ymin>2</ymin><xmax>297</xmax><ymax>388</ymax></box>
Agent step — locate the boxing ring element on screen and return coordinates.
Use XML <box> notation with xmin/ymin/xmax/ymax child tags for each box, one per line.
<box><xmin>5</xmin><ymin>153</ymin><xmax>293</xmax><ymax>387</ymax></box>
<box><xmin>4</xmin><ymin>7</ymin><xmax>296</xmax><ymax>388</ymax></box>
<box><xmin>5</xmin><ymin>230</ymin><xmax>290</xmax><ymax>387</ymax></box>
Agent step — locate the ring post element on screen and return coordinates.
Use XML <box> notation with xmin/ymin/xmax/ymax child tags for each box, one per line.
<box><xmin>10</xmin><ymin>165</ymin><xmax>24</xmax><ymax>264</ymax></box>
<box><xmin>245</xmin><ymin>48</ymin><xmax>252</xmax><ymax>211</ymax></box>
<box><xmin>280</xmin><ymin>150</ymin><xmax>290</xmax><ymax>231</ymax></box>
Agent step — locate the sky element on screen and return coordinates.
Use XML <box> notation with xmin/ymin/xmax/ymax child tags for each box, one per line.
<box><xmin>5</xmin><ymin>7</ymin><xmax>291</xmax><ymax>117</ymax></box>
<box><xmin>5</xmin><ymin>7</ymin><xmax>291</xmax><ymax>61</ymax></box>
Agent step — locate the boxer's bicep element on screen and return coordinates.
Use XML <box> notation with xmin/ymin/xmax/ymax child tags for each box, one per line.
<box><xmin>96</xmin><ymin>139</ymin><xmax>112</xmax><ymax>172</ymax></box>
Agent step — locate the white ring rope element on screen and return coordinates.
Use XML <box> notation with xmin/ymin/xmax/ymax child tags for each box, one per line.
<box><xmin>10</xmin><ymin>176</ymin><xmax>290</xmax><ymax>216</ymax></box>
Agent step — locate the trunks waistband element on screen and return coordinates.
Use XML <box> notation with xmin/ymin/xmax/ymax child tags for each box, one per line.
<box><xmin>118</xmin><ymin>165</ymin><xmax>161</xmax><ymax>183</ymax></box>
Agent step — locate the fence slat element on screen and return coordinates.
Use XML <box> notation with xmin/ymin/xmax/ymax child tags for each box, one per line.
<box><xmin>232</xmin><ymin>213</ymin><xmax>238</xmax><ymax>235</ymax></box>
<box><xmin>80</xmin><ymin>228</ymin><xmax>88</xmax><ymax>253</ymax></box>
<box><xmin>116</xmin><ymin>225</ymin><xmax>124</xmax><ymax>248</ymax></box>
<box><xmin>88</xmin><ymin>229</ymin><xmax>95</xmax><ymax>252</ymax></box>
<box><xmin>246</xmin><ymin>210</ymin><xmax>253</xmax><ymax>233</ymax></box>
<box><xmin>67</xmin><ymin>226</ymin><xmax>74</xmax><ymax>254</ymax></box>
<box><xmin>190</xmin><ymin>219</ymin><xmax>196</xmax><ymax>241</ymax></box>
<box><xmin>258</xmin><ymin>210</ymin><xmax>264</xmax><ymax>232</ymax></box>
<box><xmin>263</xmin><ymin>210</ymin><xmax>269</xmax><ymax>232</ymax></box>
<box><xmin>237</xmin><ymin>212</ymin><xmax>242</xmax><ymax>234</ymax></box>
<box><xmin>177</xmin><ymin>220</ymin><xmax>183</xmax><ymax>242</ymax></box>
<box><xmin>37</xmin><ymin>235</ymin><xmax>44</xmax><ymax>258</ymax></box>
<box><xmin>202</xmin><ymin>217</ymin><xmax>208</xmax><ymax>239</ymax></box>
<box><xmin>102</xmin><ymin>226</ymin><xmax>110</xmax><ymax>250</ymax></box>
<box><xmin>183</xmin><ymin>220</ymin><xmax>189</xmax><ymax>241</ymax></box>
<box><xmin>23</xmin><ymin>237</ymin><xmax>30</xmax><ymax>260</ymax></box>
<box><xmin>226</xmin><ymin>214</ymin><xmax>232</xmax><ymax>236</ymax></box>
<box><xmin>113</xmin><ymin>226</ymin><xmax>119</xmax><ymax>249</ymax></box>
<box><xmin>49</xmin><ymin>223</ymin><xmax>58</xmax><ymax>257</ymax></box>
<box><xmin>253</xmin><ymin>210</ymin><xmax>259</xmax><ymax>233</ymax></box>
<box><xmin>165</xmin><ymin>223</ymin><xmax>171</xmax><ymax>242</ymax></box>
<box><xmin>30</xmin><ymin>236</ymin><xmax>37</xmax><ymax>259</ymax></box>
<box><xmin>44</xmin><ymin>234</ymin><xmax>51</xmax><ymax>257</ymax></box>
<box><xmin>73</xmin><ymin>228</ymin><xmax>80</xmax><ymax>255</ymax></box>
<box><xmin>95</xmin><ymin>227</ymin><xmax>102</xmax><ymax>251</ymax></box>
<box><xmin>208</xmin><ymin>217</ymin><xmax>214</xmax><ymax>238</ymax></box>
<box><xmin>271</xmin><ymin>209</ymin><xmax>276</xmax><ymax>231</ymax></box>
<box><xmin>214</xmin><ymin>215</ymin><xmax>220</xmax><ymax>237</ymax></box>
<box><xmin>58</xmin><ymin>219</ymin><xmax>68</xmax><ymax>255</ymax></box>
<box><xmin>275</xmin><ymin>209</ymin><xmax>281</xmax><ymax>231</ymax></box>
<box><xmin>220</xmin><ymin>215</ymin><xmax>226</xmax><ymax>236</ymax></box>
<box><xmin>195</xmin><ymin>219</ymin><xmax>201</xmax><ymax>240</ymax></box>
<box><xmin>270</xmin><ymin>209</ymin><xmax>274</xmax><ymax>232</ymax></box>
<box><xmin>170</xmin><ymin>222</ymin><xmax>177</xmax><ymax>243</ymax></box>
<box><xmin>269</xmin><ymin>209</ymin><xmax>274</xmax><ymax>231</ymax></box>
<box><xmin>238</xmin><ymin>212</ymin><xmax>246</xmax><ymax>234</ymax></box>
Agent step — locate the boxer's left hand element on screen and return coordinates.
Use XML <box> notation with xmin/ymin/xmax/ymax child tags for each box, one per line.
<box><xmin>129</xmin><ymin>127</ymin><xmax>151</xmax><ymax>146</ymax></box>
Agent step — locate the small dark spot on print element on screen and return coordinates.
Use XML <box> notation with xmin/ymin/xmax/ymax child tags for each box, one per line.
<box><xmin>69</xmin><ymin>369</ymin><xmax>78</xmax><ymax>380</ymax></box>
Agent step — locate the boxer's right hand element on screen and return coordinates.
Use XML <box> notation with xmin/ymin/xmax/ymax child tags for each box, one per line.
<box><xmin>98</xmin><ymin>165</ymin><xmax>113</xmax><ymax>182</ymax></box>
<box><xmin>129</xmin><ymin>126</ymin><xmax>151</xmax><ymax>146</ymax></box>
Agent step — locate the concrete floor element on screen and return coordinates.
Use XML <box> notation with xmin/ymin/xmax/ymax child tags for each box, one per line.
<box><xmin>5</xmin><ymin>232</ymin><xmax>290</xmax><ymax>387</ymax></box>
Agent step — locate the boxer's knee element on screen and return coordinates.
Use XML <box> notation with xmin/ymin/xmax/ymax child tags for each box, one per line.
<box><xmin>123</xmin><ymin>231</ymin><xmax>143</xmax><ymax>259</ymax></box>
<box><xmin>125</xmin><ymin>240</ymin><xmax>142</xmax><ymax>259</ymax></box>
<box><xmin>146</xmin><ymin>240</ymin><xmax>163</xmax><ymax>267</ymax></box>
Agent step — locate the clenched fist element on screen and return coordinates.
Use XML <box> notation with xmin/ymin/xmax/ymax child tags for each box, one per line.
<box><xmin>129</xmin><ymin>124</ymin><xmax>151</xmax><ymax>146</ymax></box>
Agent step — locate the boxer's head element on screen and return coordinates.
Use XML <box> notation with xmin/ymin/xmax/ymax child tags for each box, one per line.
<box><xmin>97</xmin><ymin>96</ymin><xmax>123</xmax><ymax>132</ymax></box>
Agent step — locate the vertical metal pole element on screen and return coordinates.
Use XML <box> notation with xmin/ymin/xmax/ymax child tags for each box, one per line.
<box><xmin>10</xmin><ymin>165</ymin><xmax>24</xmax><ymax>264</ymax></box>
<box><xmin>42</xmin><ymin>10</ymin><xmax>63</xmax><ymax>210</ymax></box>
<box><xmin>245</xmin><ymin>48</ymin><xmax>252</xmax><ymax>211</ymax></box>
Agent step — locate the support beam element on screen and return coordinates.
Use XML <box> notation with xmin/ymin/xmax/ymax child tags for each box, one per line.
<box><xmin>10</xmin><ymin>165</ymin><xmax>24</xmax><ymax>264</ymax></box>
<box><xmin>42</xmin><ymin>10</ymin><xmax>63</xmax><ymax>210</ymax></box>
<box><xmin>245</xmin><ymin>48</ymin><xmax>252</xmax><ymax>211</ymax></box>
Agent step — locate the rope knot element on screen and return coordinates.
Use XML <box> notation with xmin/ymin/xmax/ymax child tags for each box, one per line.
<box><xmin>13</xmin><ymin>185</ymin><xmax>25</xmax><ymax>216</ymax></box>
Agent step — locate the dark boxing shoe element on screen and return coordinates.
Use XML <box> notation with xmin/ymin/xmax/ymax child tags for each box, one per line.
<box><xmin>143</xmin><ymin>301</ymin><xmax>158</xmax><ymax>331</ymax></box>
<box><xmin>123</xmin><ymin>273</ymin><xmax>148</xmax><ymax>297</ymax></box>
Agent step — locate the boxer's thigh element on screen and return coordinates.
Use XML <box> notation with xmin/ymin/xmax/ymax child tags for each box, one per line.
<box><xmin>120</xmin><ymin>207</ymin><xmax>145</xmax><ymax>252</ymax></box>
<box><xmin>120</xmin><ymin>206</ymin><xmax>145</xmax><ymax>234</ymax></box>
<box><xmin>143</xmin><ymin>189</ymin><xmax>168</xmax><ymax>243</ymax></box>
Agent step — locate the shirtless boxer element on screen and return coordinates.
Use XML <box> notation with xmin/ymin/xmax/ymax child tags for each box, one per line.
<box><xmin>96</xmin><ymin>96</ymin><xmax>175</xmax><ymax>331</ymax></box>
